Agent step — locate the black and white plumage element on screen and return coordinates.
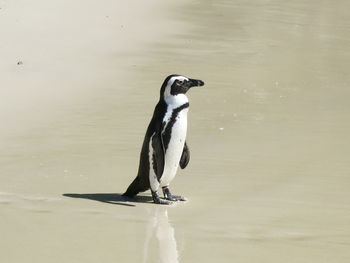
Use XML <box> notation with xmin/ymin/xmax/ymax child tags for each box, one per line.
<box><xmin>123</xmin><ymin>74</ymin><xmax>205</xmax><ymax>204</ymax></box>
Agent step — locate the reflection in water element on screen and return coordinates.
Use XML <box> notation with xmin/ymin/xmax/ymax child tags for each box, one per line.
<box><xmin>143</xmin><ymin>207</ymin><xmax>179</xmax><ymax>263</ymax></box>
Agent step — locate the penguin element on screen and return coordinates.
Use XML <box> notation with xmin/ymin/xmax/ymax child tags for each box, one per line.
<box><xmin>123</xmin><ymin>74</ymin><xmax>205</xmax><ymax>205</ymax></box>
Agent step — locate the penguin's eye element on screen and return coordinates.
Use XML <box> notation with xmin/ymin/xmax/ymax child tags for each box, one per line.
<box><xmin>177</xmin><ymin>80</ymin><xmax>184</xmax><ymax>85</ymax></box>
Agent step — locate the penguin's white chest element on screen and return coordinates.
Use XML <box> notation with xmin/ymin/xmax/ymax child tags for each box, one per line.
<box><xmin>161</xmin><ymin>108</ymin><xmax>188</xmax><ymax>186</ymax></box>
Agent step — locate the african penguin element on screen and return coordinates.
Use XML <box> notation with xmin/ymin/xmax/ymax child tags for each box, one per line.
<box><xmin>123</xmin><ymin>74</ymin><xmax>205</xmax><ymax>205</ymax></box>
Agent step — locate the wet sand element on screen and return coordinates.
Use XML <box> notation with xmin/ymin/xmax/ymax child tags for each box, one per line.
<box><xmin>1</xmin><ymin>0</ymin><xmax>350</xmax><ymax>262</ymax></box>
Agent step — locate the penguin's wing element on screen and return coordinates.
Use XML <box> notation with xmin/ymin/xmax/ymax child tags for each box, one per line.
<box><xmin>151</xmin><ymin>130</ymin><xmax>165</xmax><ymax>181</ymax></box>
<box><xmin>179</xmin><ymin>141</ymin><xmax>190</xmax><ymax>169</ymax></box>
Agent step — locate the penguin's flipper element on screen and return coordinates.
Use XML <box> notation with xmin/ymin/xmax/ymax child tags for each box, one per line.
<box><xmin>151</xmin><ymin>132</ymin><xmax>165</xmax><ymax>181</ymax></box>
<box><xmin>179</xmin><ymin>141</ymin><xmax>190</xmax><ymax>169</ymax></box>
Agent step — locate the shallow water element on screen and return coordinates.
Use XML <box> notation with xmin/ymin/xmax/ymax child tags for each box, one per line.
<box><xmin>1</xmin><ymin>0</ymin><xmax>350</xmax><ymax>262</ymax></box>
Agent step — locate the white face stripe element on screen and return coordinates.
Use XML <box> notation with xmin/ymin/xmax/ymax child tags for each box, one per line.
<box><xmin>163</xmin><ymin>76</ymin><xmax>189</xmax><ymax>98</ymax></box>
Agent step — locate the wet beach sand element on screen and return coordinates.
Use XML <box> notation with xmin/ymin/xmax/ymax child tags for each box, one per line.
<box><xmin>1</xmin><ymin>0</ymin><xmax>350</xmax><ymax>262</ymax></box>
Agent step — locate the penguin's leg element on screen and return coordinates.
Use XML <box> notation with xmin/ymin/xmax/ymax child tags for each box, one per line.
<box><xmin>149</xmin><ymin>163</ymin><xmax>172</xmax><ymax>205</ymax></box>
<box><xmin>149</xmin><ymin>134</ymin><xmax>173</xmax><ymax>205</ymax></box>
<box><xmin>162</xmin><ymin>186</ymin><xmax>187</xmax><ymax>201</ymax></box>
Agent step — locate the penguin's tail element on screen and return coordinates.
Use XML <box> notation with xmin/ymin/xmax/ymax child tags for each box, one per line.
<box><xmin>122</xmin><ymin>177</ymin><xmax>142</xmax><ymax>198</ymax></box>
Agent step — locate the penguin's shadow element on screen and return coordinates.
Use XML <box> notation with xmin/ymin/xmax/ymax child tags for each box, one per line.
<box><xmin>62</xmin><ymin>193</ymin><xmax>154</xmax><ymax>207</ymax></box>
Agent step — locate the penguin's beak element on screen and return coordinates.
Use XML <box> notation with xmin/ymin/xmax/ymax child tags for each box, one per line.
<box><xmin>188</xmin><ymin>79</ymin><xmax>205</xmax><ymax>88</ymax></box>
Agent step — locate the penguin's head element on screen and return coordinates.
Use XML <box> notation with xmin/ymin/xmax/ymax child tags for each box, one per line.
<box><xmin>160</xmin><ymin>74</ymin><xmax>205</xmax><ymax>100</ymax></box>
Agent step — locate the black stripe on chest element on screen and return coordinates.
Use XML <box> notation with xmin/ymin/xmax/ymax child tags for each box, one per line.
<box><xmin>162</xmin><ymin>102</ymin><xmax>189</xmax><ymax>152</ymax></box>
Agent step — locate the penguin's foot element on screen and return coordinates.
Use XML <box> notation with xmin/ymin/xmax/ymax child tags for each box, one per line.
<box><xmin>151</xmin><ymin>190</ymin><xmax>173</xmax><ymax>205</ymax></box>
<box><xmin>162</xmin><ymin>186</ymin><xmax>187</xmax><ymax>201</ymax></box>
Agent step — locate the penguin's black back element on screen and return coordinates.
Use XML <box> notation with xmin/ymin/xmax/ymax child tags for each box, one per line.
<box><xmin>123</xmin><ymin>100</ymin><xmax>167</xmax><ymax>197</ymax></box>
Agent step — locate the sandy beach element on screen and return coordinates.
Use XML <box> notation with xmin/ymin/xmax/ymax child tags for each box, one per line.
<box><xmin>1</xmin><ymin>0</ymin><xmax>350</xmax><ymax>262</ymax></box>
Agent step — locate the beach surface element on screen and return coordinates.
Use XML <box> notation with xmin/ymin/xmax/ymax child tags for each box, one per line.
<box><xmin>1</xmin><ymin>0</ymin><xmax>350</xmax><ymax>262</ymax></box>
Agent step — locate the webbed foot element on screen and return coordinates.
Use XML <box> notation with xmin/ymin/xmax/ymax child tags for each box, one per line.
<box><xmin>162</xmin><ymin>186</ymin><xmax>187</xmax><ymax>201</ymax></box>
<box><xmin>151</xmin><ymin>190</ymin><xmax>173</xmax><ymax>205</ymax></box>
